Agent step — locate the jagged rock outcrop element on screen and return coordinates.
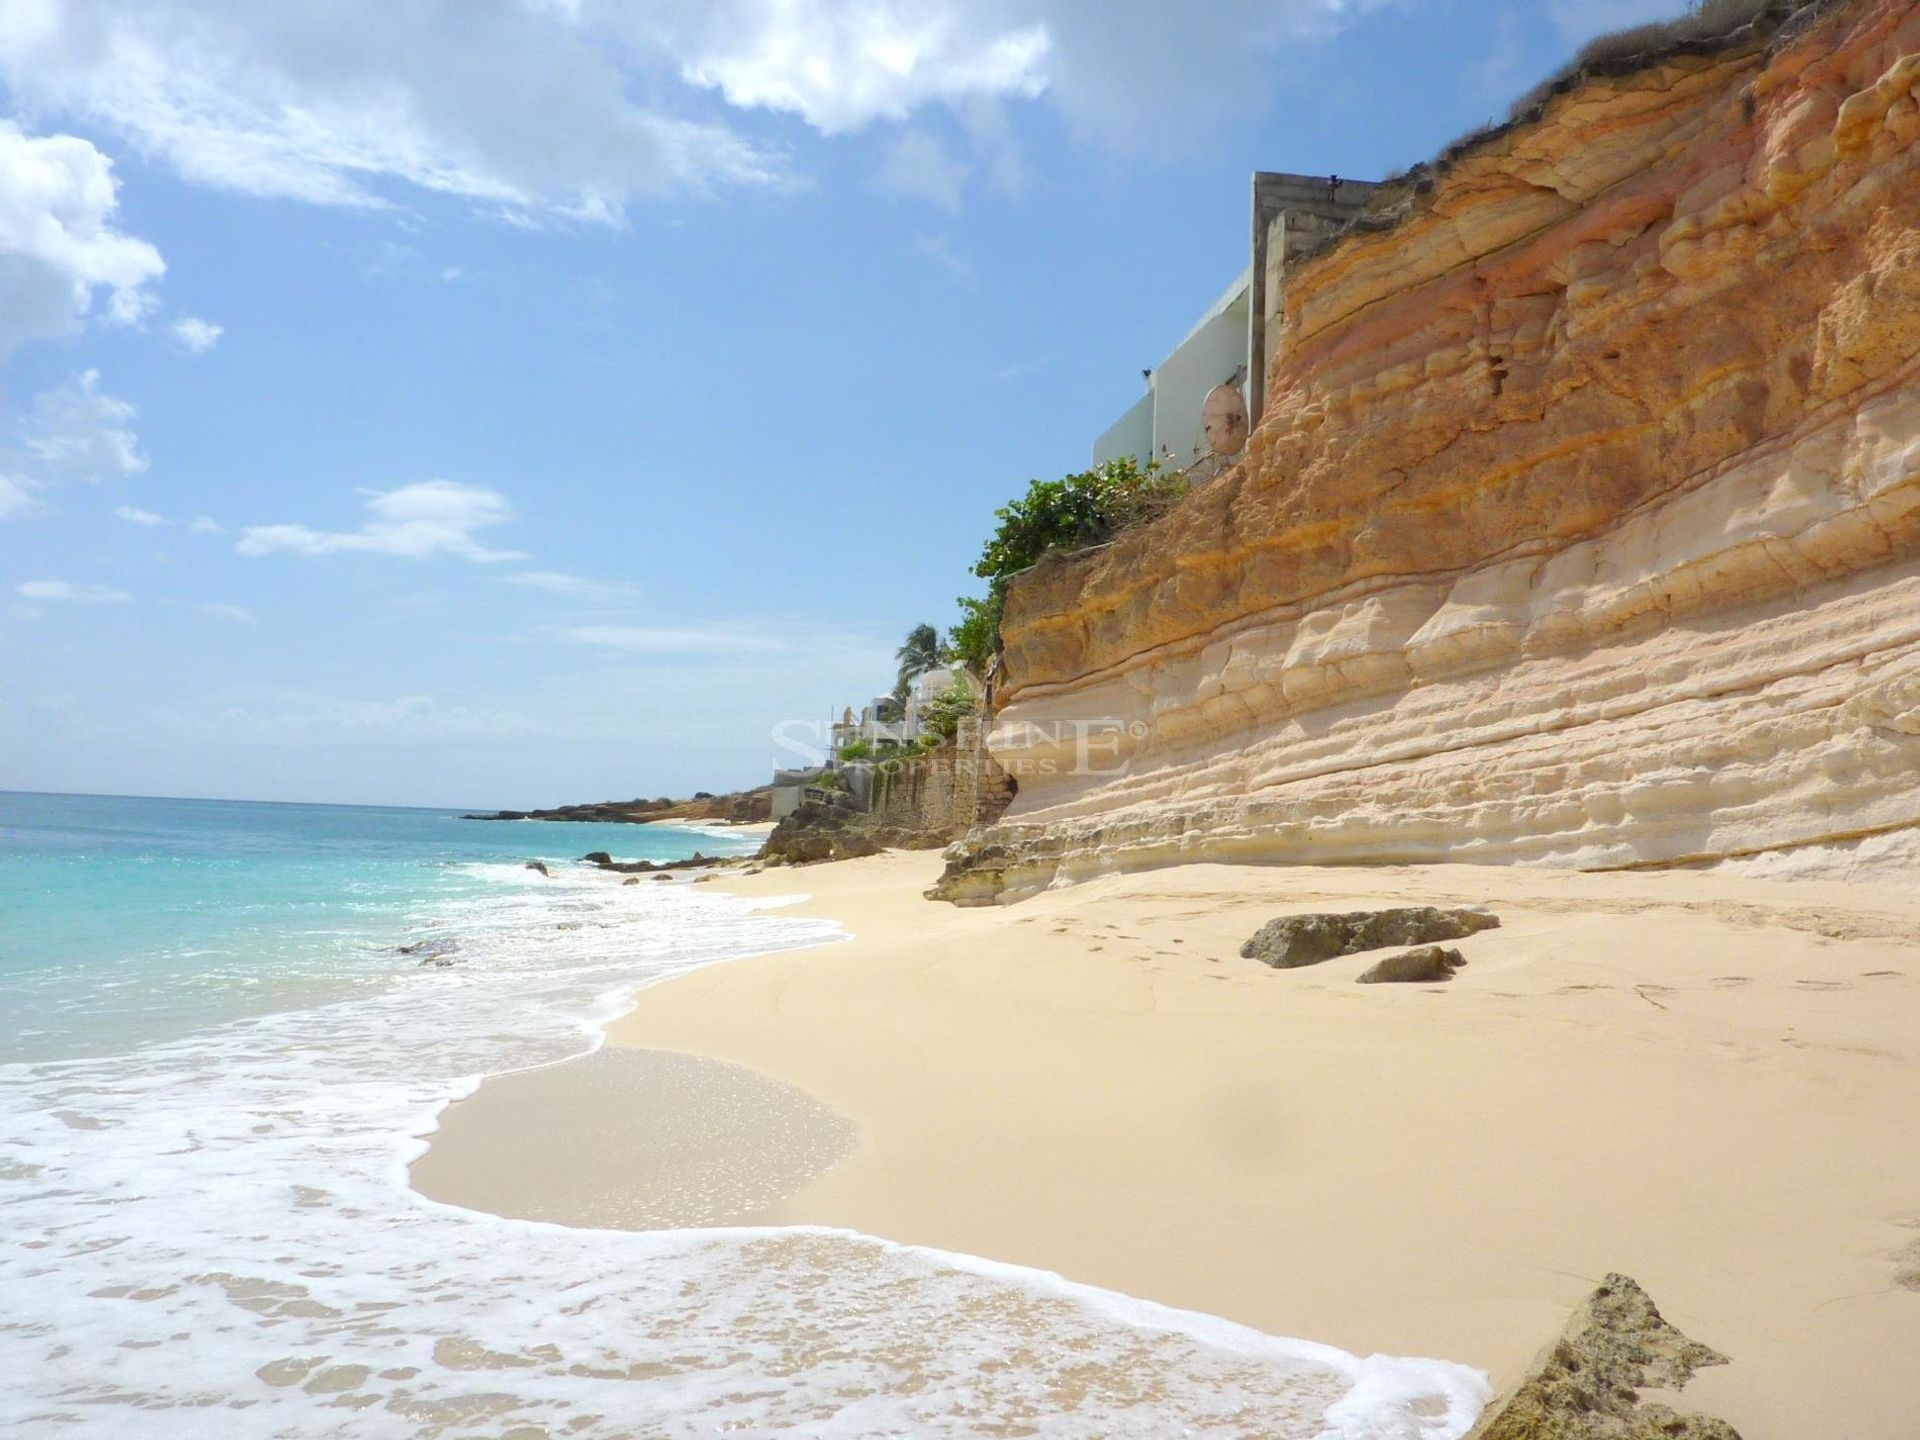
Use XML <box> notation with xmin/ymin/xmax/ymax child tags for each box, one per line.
<box><xmin>937</xmin><ymin>0</ymin><xmax>1920</xmax><ymax>903</ymax></box>
<box><xmin>761</xmin><ymin>800</ymin><xmax>940</xmax><ymax>865</ymax></box>
<box><xmin>1464</xmin><ymin>1273</ymin><xmax>1738</xmax><ymax>1439</ymax></box>
<box><xmin>579</xmin><ymin>850</ymin><xmax>733</xmax><ymax>876</ymax></box>
<box><xmin>464</xmin><ymin>786</ymin><xmax>772</xmax><ymax>825</ymax></box>
<box><xmin>1239</xmin><ymin>906</ymin><xmax>1499</xmax><ymax>967</ymax></box>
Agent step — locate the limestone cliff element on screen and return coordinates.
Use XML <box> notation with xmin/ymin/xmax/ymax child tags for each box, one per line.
<box><xmin>937</xmin><ymin>0</ymin><xmax>1920</xmax><ymax>903</ymax></box>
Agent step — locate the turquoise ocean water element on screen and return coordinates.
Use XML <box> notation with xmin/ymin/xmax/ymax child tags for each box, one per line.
<box><xmin>0</xmin><ymin>791</ymin><xmax>762</xmax><ymax>1064</ymax></box>
<box><xmin>0</xmin><ymin>790</ymin><xmax>1485</xmax><ymax>1439</ymax></box>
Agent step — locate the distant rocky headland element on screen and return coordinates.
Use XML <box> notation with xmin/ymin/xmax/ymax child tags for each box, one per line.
<box><xmin>463</xmin><ymin>787</ymin><xmax>771</xmax><ymax>826</ymax></box>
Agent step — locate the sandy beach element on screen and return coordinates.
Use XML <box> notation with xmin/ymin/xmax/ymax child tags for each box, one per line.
<box><xmin>416</xmin><ymin>852</ymin><xmax>1920</xmax><ymax>1438</ymax></box>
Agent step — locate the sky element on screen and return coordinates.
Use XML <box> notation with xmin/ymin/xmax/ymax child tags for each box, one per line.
<box><xmin>0</xmin><ymin>0</ymin><xmax>1693</xmax><ymax>809</ymax></box>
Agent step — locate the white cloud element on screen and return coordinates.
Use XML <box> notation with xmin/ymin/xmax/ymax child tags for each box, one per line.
<box><xmin>670</xmin><ymin>4</ymin><xmax>1050</xmax><ymax>134</ymax></box>
<box><xmin>237</xmin><ymin>479</ymin><xmax>523</xmax><ymax>562</ymax></box>
<box><xmin>0</xmin><ymin>0</ymin><xmax>786</xmax><ymax>225</ymax></box>
<box><xmin>22</xmin><ymin>370</ymin><xmax>147</xmax><ymax>483</ymax></box>
<box><xmin>0</xmin><ymin>370</ymin><xmax>147</xmax><ymax>518</ymax></box>
<box><xmin>0</xmin><ymin>120</ymin><xmax>164</xmax><ymax>355</ymax></box>
<box><xmin>562</xmin><ymin>623</ymin><xmax>783</xmax><ymax>655</ymax></box>
<box><xmin>0</xmin><ymin>474</ymin><xmax>34</xmax><ymax>520</ymax></box>
<box><xmin>112</xmin><ymin>504</ymin><xmax>227</xmax><ymax>533</ymax></box>
<box><xmin>910</xmin><ymin>232</ymin><xmax>974</xmax><ymax>281</ymax></box>
<box><xmin>667</xmin><ymin>0</ymin><xmax>1383</xmax><ymax>152</ymax></box>
<box><xmin>506</xmin><ymin>570</ymin><xmax>638</xmax><ymax>602</ymax></box>
<box><xmin>879</xmin><ymin>129</ymin><xmax>968</xmax><ymax>211</ymax></box>
<box><xmin>958</xmin><ymin>97</ymin><xmax>1026</xmax><ymax>198</ymax></box>
<box><xmin>198</xmin><ymin>602</ymin><xmax>256</xmax><ymax>624</ymax></box>
<box><xmin>170</xmin><ymin>316</ymin><xmax>223</xmax><ymax>352</ymax></box>
<box><xmin>17</xmin><ymin>579</ymin><xmax>131</xmax><ymax>602</ymax></box>
<box><xmin>0</xmin><ymin>1</ymin><xmax>1391</xmax><ymax>229</ymax></box>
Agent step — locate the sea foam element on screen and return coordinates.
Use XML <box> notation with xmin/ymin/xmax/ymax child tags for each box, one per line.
<box><xmin>0</xmin><ymin>863</ymin><xmax>1488</xmax><ymax>1437</ymax></box>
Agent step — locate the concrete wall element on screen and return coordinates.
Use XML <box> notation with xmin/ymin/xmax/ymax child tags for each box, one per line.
<box><xmin>1092</xmin><ymin>172</ymin><xmax>1386</xmax><ymax>470</ymax></box>
<box><xmin>1247</xmin><ymin>172</ymin><xmax>1383</xmax><ymax>423</ymax></box>
<box><xmin>1093</xmin><ymin>391</ymin><xmax>1153</xmax><ymax>469</ymax></box>
<box><xmin>841</xmin><ymin>716</ymin><xmax>1013</xmax><ymax>842</ymax></box>
<box><xmin>1150</xmin><ymin>278</ymin><xmax>1249</xmax><ymax>469</ymax></box>
<box><xmin>1091</xmin><ymin>273</ymin><xmax>1250</xmax><ymax>471</ymax></box>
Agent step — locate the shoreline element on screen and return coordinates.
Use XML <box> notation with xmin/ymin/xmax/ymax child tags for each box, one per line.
<box><xmin>415</xmin><ymin>851</ymin><xmax>1920</xmax><ymax>1439</ymax></box>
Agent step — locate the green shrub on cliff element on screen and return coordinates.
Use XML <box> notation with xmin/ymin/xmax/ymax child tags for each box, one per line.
<box><xmin>945</xmin><ymin>458</ymin><xmax>1184</xmax><ymax>676</ymax></box>
<box><xmin>943</xmin><ymin>592</ymin><xmax>1000</xmax><ymax>677</ymax></box>
<box><xmin>972</xmin><ymin>457</ymin><xmax>1183</xmax><ymax>583</ymax></box>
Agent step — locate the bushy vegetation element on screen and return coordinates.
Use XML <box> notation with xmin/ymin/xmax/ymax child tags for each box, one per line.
<box><xmin>1574</xmin><ymin>0</ymin><xmax>1777</xmax><ymax>67</ymax></box>
<box><xmin>1504</xmin><ymin>0</ymin><xmax>1818</xmax><ymax>123</ymax></box>
<box><xmin>937</xmin><ymin>458</ymin><xmax>1183</xmax><ymax>677</ymax></box>
<box><xmin>971</xmin><ymin>457</ymin><xmax>1184</xmax><ymax>586</ymax></box>
<box><xmin>921</xmin><ymin>679</ymin><xmax>978</xmax><ymax>743</ymax></box>
<box><xmin>942</xmin><ymin>592</ymin><xmax>1001</xmax><ymax>677</ymax></box>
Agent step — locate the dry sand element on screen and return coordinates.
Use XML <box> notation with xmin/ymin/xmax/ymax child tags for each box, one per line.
<box><xmin>417</xmin><ymin>851</ymin><xmax>1920</xmax><ymax>1438</ymax></box>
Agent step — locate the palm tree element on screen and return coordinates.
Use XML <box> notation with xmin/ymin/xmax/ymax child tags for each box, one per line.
<box><xmin>895</xmin><ymin>622</ymin><xmax>941</xmax><ymax>692</ymax></box>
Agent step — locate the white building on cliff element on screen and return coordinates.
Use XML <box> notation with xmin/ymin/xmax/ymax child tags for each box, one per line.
<box><xmin>1093</xmin><ymin>171</ymin><xmax>1382</xmax><ymax>479</ymax></box>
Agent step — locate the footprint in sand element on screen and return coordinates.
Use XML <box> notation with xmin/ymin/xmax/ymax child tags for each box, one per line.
<box><xmin>1794</xmin><ymin>980</ymin><xmax>1852</xmax><ymax>991</ymax></box>
<box><xmin>1710</xmin><ymin>976</ymin><xmax>1750</xmax><ymax>988</ymax></box>
<box><xmin>1862</xmin><ymin>970</ymin><xmax>1904</xmax><ymax>979</ymax></box>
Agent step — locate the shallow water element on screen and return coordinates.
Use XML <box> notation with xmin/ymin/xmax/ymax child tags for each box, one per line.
<box><xmin>0</xmin><ymin>791</ymin><xmax>1488</xmax><ymax>1438</ymax></box>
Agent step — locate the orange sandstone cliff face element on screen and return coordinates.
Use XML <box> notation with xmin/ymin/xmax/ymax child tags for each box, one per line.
<box><xmin>936</xmin><ymin>0</ymin><xmax>1920</xmax><ymax>904</ymax></box>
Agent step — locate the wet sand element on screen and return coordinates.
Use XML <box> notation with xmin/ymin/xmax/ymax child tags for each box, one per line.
<box><xmin>413</xmin><ymin>1048</ymin><xmax>854</xmax><ymax>1229</ymax></box>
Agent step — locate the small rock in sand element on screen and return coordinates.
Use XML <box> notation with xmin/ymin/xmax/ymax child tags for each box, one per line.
<box><xmin>1240</xmin><ymin>906</ymin><xmax>1498</xmax><ymax>969</ymax></box>
<box><xmin>1355</xmin><ymin>946</ymin><xmax>1467</xmax><ymax>984</ymax></box>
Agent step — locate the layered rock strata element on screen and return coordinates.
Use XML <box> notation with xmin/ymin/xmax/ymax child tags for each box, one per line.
<box><xmin>938</xmin><ymin>0</ymin><xmax>1920</xmax><ymax>903</ymax></box>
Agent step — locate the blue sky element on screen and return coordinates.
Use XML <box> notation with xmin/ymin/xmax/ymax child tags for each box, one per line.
<box><xmin>0</xmin><ymin>0</ymin><xmax>1686</xmax><ymax>808</ymax></box>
